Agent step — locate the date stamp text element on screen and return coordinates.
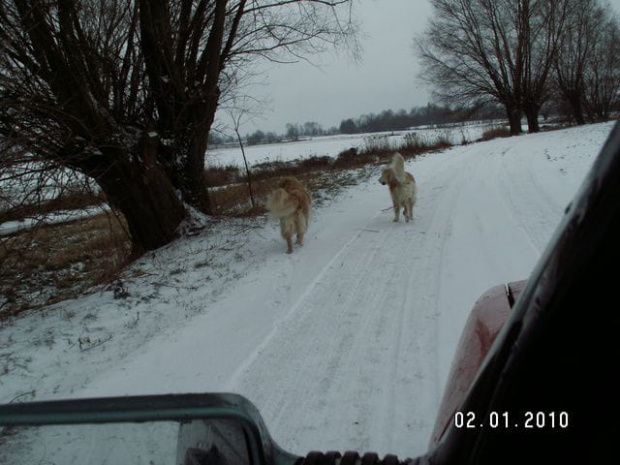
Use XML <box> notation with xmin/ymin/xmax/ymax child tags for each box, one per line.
<box><xmin>454</xmin><ymin>411</ymin><xmax>569</xmax><ymax>430</ymax></box>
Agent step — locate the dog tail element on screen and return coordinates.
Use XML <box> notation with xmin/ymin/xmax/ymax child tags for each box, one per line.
<box><xmin>391</xmin><ymin>152</ymin><xmax>407</xmax><ymax>182</ymax></box>
<box><xmin>266</xmin><ymin>188</ymin><xmax>297</xmax><ymax>219</ymax></box>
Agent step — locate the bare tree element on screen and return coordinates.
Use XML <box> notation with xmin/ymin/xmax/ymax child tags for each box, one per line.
<box><xmin>416</xmin><ymin>0</ymin><xmax>569</xmax><ymax>134</ymax></box>
<box><xmin>518</xmin><ymin>0</ymin><xmax>570</xmax><ymax>132</ymax></box>
<box><xmin>582</xmin><ymin>9</ymin><xmax>620</xmax><ymax>120</ymax></box>
<box><xmin>553</xmin><ymin>0</ymin><xmax>620</xmax><ymax>123</ymax></box>
<box><xmin>0</xmin><ymin>0</ymin><xmax>357</xmax><ymax>254</ymax></box>
<box><xmin>553</xmin><ymin>0</ymin><xmax>600</xmax><ymax>124</ymax></box>
<box><xmin>416</xmin><ymin>0</ymin><xmax>524</xmax><ymax>134</ymax></box>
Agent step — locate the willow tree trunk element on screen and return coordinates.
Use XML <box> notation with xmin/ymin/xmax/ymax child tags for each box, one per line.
<box><xmin>93</xmin><ymin>154</ymin><xmax>186</xmax><ymax>255</ymax></box>
<box><xmin>173</xmin><ymin>123</ymin><xmax>214</xmax><ymax>215</ymax></box>
<box><xmin>569</xmin><ymin>95</ymin><xmax>586</xmax><ymax>125</ymax></box>
<box><xmin>170</xmin><ymin>98</ymin><xmax>220</xmax><ymax>216</ymax></box>
<box><xmin>506</xmin><ymin>105</ymin><xmax>523</xmax><ymax>135</ymax></box>
<box><xmin>524</xmin><ymin>104</ymin><xmax>541</xmax><ymax>133</ymax></box>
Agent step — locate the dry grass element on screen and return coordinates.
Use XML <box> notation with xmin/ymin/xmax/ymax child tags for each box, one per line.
<box><xmin>0</xmin><ymin>212</ymin><xmax>130</xmax><ymax>319</ymax></box>
<box><xmin>204</xmin><ymin>164</ymin><xmax>242</xmax><ymax>186</ymax></box>
<box><xmin>0</xmin><ymin>189</ymin><xmax>106</xmax><ymax>224</ymax></box>
<box><xmin>479</xmin><ymin>126</ymin><xmax>513</xmax><ymax>141</ymax></box>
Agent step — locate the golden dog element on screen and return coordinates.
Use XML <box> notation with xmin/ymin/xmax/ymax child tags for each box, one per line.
<box><xmin>379</xmin><ymin>152</ymin><xmax>417</xmax><ymax>222</ymax></box>
<box><xmin>266</xmin><ymin>177</ymin><xmax>312</xmax><ymax>253</ymax></box>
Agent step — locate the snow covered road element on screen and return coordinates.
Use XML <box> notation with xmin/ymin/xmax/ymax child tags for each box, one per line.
<box><xmin>1</xmin><ymin>122</ymin><xmax>614</xmax><ymax>461</ymax></box>
<box><xmin>223</xmin><ymin>130</ymin><xmax>586</xmax><ymax>456</ymax></box>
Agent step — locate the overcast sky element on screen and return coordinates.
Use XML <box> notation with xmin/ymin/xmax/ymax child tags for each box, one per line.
<box><xmin>222</xmin><ymin>0</ymin><xmax>620</xmax><ymax>135</ymax></box>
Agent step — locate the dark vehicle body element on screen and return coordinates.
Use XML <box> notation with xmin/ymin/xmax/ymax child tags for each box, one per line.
<box><xmin>2</xmin><ymin>120</ymin><xmax>620</xmax><ymax>465</ymax></box>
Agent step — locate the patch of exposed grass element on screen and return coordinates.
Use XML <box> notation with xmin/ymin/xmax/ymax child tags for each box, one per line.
<box><xmin>479</xmin><ymin>126</ymin><xmax>513</xmax><ymax>141</ymax></box>
<box><xmin>0</xmin><ymin>189</ymin><xmax>106</xmax><ymax>224</ymax></box>
<box><xmin>204</xmin><ymin>164</ymin><xmax>242</xmax><ymax>186</ymax></box>
<box><xmin>0</xmin><ymin>212</ymin><xmax>130</xmax><ymax>320</ymax></box>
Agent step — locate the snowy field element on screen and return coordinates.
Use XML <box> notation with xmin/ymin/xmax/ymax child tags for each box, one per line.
<box><xmin>207</xmin><ymin>122</ymin><xmax>497</xmax><ymax>167</ymax></box>
<box><xmin>0</xmin><ymin>121</ymin><xmax>616</xmax><ymax>463</ymax></box>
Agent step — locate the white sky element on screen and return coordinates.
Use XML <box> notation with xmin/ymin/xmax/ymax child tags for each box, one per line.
<box><xmin>222</xmin><ymin>0</ymin><xmax>620</xmax><ymax>135</ymax></box>
<box><xmin>225</xmin><ymin>0</ymin><xmax>431</xmax><ymax>134</ymax></box>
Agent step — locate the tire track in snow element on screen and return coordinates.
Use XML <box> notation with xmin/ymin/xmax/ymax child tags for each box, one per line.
<box><xmin>495</xmin><ymin>144</ymin><xmax>569</xmax><ymax>253</ymax></box>
<box><xmin>232</xmin><ymin>227</ymin><xmax>432</xmax><ymax>454</ymax></box>
<box><xmin>374</xmin><ymin>154</ymin><xmax>473</xmax><ymax>453</ymax></box>
<box><xmin>225</xmin><ymin>209</ymin><xmax>387</xmax><ymax>393</ymax></box>
<box><xmin>430</xmin><ymin>139</ymin><xmax>560</xmax><ymax>398</ymax></box>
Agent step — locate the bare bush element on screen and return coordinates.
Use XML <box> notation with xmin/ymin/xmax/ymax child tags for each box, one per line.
<box><xmin>416</xmin><ymin>0</ymin><xmax>571</xmax><ymax>134</ymax></box>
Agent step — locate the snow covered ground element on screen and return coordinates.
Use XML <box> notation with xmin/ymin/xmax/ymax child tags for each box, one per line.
<box><xmin>0</xmin><ymin>121</ymin><xmax>615</xmax><ymax>462</ymax></box>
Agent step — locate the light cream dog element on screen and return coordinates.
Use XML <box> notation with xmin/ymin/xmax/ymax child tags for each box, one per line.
<box><xmin>379</xmin><ymin>152</ymin><xmax>417</xmax><ymax>222</ymax></box>
<box><xmin>266</xmin><ymin>177</ymin><xmax>312</xmax><ymax>253</ymax></box>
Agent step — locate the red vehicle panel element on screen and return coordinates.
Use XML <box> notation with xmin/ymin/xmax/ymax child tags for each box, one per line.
<box><xmin>430</xmin><ymin>280</ymin><xmax>527</xmax><ymax>446</ymax></box>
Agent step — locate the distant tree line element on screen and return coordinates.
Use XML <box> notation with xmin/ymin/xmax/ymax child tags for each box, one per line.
<box><xmin>209</xmin><ymin>102</ymin><xmax>505</xmax><ymax>145</ymax></box>
<box><xmin>337</xmin><ymin>103</ymin><xmax>504</xmax><ymax>134</ymax></box>
<box><xmin>284</xmin><ymin>122</ymin><xmax>340</xmax><ymax>140</ymax></box>
<box><xmin>209</xmin><ymin>120</ymin><xmax>341</xmax><ymax>146</ymax></box>
<box><xmin>416</xmin><ymin>0</ymin><xmax>620</xmax><ymax>135</ymax></box>
<box><xmin>209</xmin><ymin>128</ymin><xmax>284</xmax><ymax>146</ymax></box>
